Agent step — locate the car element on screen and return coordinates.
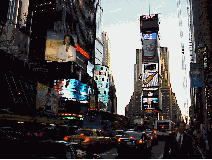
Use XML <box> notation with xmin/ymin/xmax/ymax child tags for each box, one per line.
<box><xmin>116</xmin><ymin>131</ymin><xmax>150</xmax><ymax>158</ymax></box>
<box><xmin>114</xmin><ymin>130</ymin><xmax>124</xmax><ymax>143</ymax></box>
<box><xmin>64</xmin><ymin>128</ymin><xmax>111</xmax><ymax>152</ymax></box>
<box><xmin>143</xmin><ymin>129</ymin><xmax>158</xmax><ymax>145</ymax></box>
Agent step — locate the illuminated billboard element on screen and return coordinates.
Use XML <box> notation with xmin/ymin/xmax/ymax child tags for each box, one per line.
<box><xmin>142</xmin><ymin>97</ymin><xmax>158</xmax><ymax>110</ymax></box>
<box><xmin>36</xmin><ymin>82</ymin><xmax>58</xmax><ymax>113</ymax></box>
<box><xmin>143</xmin><ymin>33</ymin><xmax>157</xmax><ymax>40</ymax></box>
<box><xmin>87</xmin><ymin>61</ymin><xmax>94</xmax><ymax>77</ymax></box>
<box><xmin>140</xmin><ymin>14</ymin><xmax>159</xmax><ymax>32</ymax></box>
<box><xmin>53</xmin><ymin>79</ymin><xmax>88</xmax><ymax>103</ymax></box>
<box><xmin>143</xmin><ymin>39</ymin><xmax>157</xmax><ymax>57</ymax></box>
<box><xmin>45</xmin><ymin>30</ymin><xmax>77</xmax><ymax>62</ymax></box>
<box><xmin>142</xmin><ymin>63</ymin><xmax>159</xmax><ymax>87</ymax></box>
<box><xmin>94</xmin><ymin>65</ymin><xmax>109</xmax><ymax>105</ymax></box>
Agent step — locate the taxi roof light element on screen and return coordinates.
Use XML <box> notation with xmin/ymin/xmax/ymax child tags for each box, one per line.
<box><xmin>130</xmin><ymin>136</ymin><xmax>133</xmax><ymax>139</ymax></box>
<box><xmin>80</xmin><ymin>133</ymin><xmax>84</xmax><ymax>136</ymax></box>
<box><xmin>84</xmin><ymin>138</ymin><xmax>90</xmax><ymax>142</ymax></box>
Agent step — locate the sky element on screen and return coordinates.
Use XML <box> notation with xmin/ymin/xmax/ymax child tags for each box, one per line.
<box><xmin>101</xmin><ymin>0</ymin><xmax>191</xmax><ymax>116</ymax></box>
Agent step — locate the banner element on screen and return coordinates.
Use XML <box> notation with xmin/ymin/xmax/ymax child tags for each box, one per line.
<box><xmin>190</xmin><ymin>63</ymin><xmax>202</xmax><ymax>87</ymax></box>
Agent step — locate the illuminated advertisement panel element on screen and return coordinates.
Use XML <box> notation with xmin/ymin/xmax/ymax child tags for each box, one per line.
<box><xmin>94</xmin><ymin>65</ymin><xmax>109</xmax><ymax>105</ymax></box>
<box><xmin>142</xmin><ymin>97</ymin><xmax>158</xmax><ymax>110</ymax></box>
<box><xmin>87</xmin><ymin>61</ymin><xmax>94</xmax><ymax>77</ymax></box>
<box><xmin>36</xmin><ymin>82</ymin><xmax>58</xmax><ymax>113</ymax></box>
<box><xmin>143</xmin><ymin>33</ymin><xmax>157</xmax><ymax>40</ymax></box>
<box><xmin>140</xmin><ymin>14</ymin><xmax>159</xmax><ymax>32</ymax></box>
<box><xmin>45</xmin><ymin>30</ymin><xmax>77</xmax><ymax>62</ymax></box>
<box><xmin>143</xmin><ymin>39</ymin><xmax>157</xmax><ymax>57</ymax></box>
<box><xmin>53</xmin><ymin>79</ymin><xmax>88</xmax><ymax>103</ymax></box>
<box><xmin>142</xmin><ymin>63</ymin><xmax>159</xmax><ymax>87</ymax></box>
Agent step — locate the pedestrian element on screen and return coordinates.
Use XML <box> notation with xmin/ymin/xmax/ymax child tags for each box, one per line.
<box><xmin>166</xmin><ymin>121</ymin><xmax>196</xmax><ymax>159</ymax></box>
<box><xmin>57</xmin><ymin>35</ymin><xmax>76</xmax><ymax>62</ymax></box>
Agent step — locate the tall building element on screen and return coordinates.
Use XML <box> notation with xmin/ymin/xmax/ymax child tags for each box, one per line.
<box><xmin>94</xmin><ymin>0</ymin><xmax>103</xmax><ymax>65</ymax></box>
<box><xmin>189</xmin><ymin>0</ymin><xmax>212</xmax><ymax>129</ymax></box>
<box><xmin>102</xmin><ymin>31</ymin><xmax>111</xmax><ymax>73</ymax></box>
<box><xmin>160</xmin><ymin>47</ymin><xmax>171</xmax><ymax>120</ymax></box>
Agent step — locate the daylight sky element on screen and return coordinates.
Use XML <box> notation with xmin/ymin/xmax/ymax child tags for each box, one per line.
<box><xmin>101</xmin><ymin>0</ymin><xmax>191</xmax><ymax>116</ymax></box>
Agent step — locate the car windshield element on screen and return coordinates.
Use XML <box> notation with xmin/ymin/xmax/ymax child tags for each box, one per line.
<box><xmin>116</xmin><ymin>131</ymin><xmax>123</xmax><ymax>135</ymax></box>
<box><xmin>77</xmin><ymin>130</ymin><xmax>94</xmax><ymax>136</ymax></box>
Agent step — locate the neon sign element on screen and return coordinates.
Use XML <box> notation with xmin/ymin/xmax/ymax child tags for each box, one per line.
<box><xmin>76</xmin><ymin>44</ymin><xmax>89</xmax><ymax>59</ymax></box>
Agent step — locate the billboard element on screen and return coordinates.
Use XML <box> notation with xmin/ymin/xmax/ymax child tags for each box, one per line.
<box><xmin>140</xmin><ymin>14</ymin><xmax>159</xmax><ymax>32</ymax></box>
<box><xmin>45</xmin><ymin>30</ymin><xmax>77</xmax><ymax>62</ymax></box>
<box><xmin>87</xmin><ymin>61</ymin><xmax>94</xmax><ymax>77</ymax></box>
<box><xmin>142</xmin><ymin>63</ymin><xmax>159</xmax><ymax>87</ymax></box>
<box><xmin>53</xmin><ymin>79</ymin><xmax>88</xmax><ymax>103</ymax></box>
<box><xmin>36</xmin><ymin>82</ymin><xmax>58</xmax><ymax>113</ymax></box>
<box><xmin>142</xmin><ymin>97</ymin><xmax>158</xmax><ymax>110</ymax></box>
<box><xmin>190</xmin><ymin>63</ymin><xmax>202</xmax><ymax>87</ymax></box>
<box><xmin>94</xmin><ymin>65</ymin><xmax>109</xmax><ymax>106</ymax></box>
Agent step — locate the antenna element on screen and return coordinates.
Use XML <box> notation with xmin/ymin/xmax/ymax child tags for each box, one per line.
<box><xmin>149</xmin><ymin>0</ymin><xmax>150</xmax><ymax>16</ymax></box>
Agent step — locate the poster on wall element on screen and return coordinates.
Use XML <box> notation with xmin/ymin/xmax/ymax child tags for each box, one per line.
<box><xmin>45</xmin><ymin>30</ymin><xmax>77</xmax><ymax>62</ymax></box>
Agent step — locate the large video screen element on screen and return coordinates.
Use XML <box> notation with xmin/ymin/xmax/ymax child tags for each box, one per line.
<box><xmin>53</xmin><ymin>79</ymin><xmax>88</xmax><ymax>103</ymax></box>
<box><xmin>45</xmin><ymin>30</ymin><xmax>77</xmax><ymax>62</ymax></box>
<box><xmin>143</xmin><ymin>39</ymin><xmax>157</xmax><ymax>57</ymax></box>
<box><xmin>142</xmin><ymin>97</ymin><xmax>158</xmax><ymax>109</ymax></box>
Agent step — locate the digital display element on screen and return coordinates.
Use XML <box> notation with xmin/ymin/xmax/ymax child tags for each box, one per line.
<box><xmin>140</xmin><ymin>14</ymin><xmax>159</xmax><ymax>32</ymax></box>
<box><xmin>143</xmin><ymin>39</ymin><xmax>157</xmax><ymax>57</ymax></box>
<box><xmin>45</xmin><ymin>30</ymin><xmax>77</xmax><ymax>62</ymax></box>
<box><xmin>87</xmin><ymin>61</ymin><xmax>94</xmax><ymax>77</ymax></box>
<box><xmin>53</xmin><ymin>79</ymin><xmax>88</xmax><ymax>103</ymax></box>
<box><xmin>142</xmin><ymin>97</ymin><xmax>158</xmax><ymax>109</ymax></box>
<box><xmin>94</xmin><ymin>65</ymin><xmax>109</xmax><ymax>105</ymax></box>
<box><xmin>143</xmin><ymin>33</ymin><xmax>156</xmax><ymax>40</ymax></box>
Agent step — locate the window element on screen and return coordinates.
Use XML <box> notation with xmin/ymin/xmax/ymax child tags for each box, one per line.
<box><xmin>102</xmin><ymin>78</ymin><xmax>104</xmax><ymax>81</ymax></box>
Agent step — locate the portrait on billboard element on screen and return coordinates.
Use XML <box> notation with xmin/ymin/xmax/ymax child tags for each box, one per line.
<box><xmin>45</xmin><ymin>30</ymin><xmax>77</xmax><ymax>62</ymax></box>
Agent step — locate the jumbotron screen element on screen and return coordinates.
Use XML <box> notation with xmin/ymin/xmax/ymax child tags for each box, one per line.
<box><xmin>53</xmin><ymin>79</ymin><xmax>88</xmax><ymax>103</ymax></box>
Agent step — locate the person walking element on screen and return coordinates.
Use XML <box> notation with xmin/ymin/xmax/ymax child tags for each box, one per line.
<box><xmin>166</xmin><ymin>121</ymin><xmax>196</xmax><ymax>159</ymax></box>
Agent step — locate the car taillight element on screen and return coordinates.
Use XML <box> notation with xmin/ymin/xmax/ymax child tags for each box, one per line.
<box><xmin>27</xmin><ymin>132</ymin><xmax>30</xmax><ymax>136</ymax></box>
<box><xmin>64</xmin><ymin>136</ymin><xmax>68</xmax><ymax>141</ymax></box>
<box><xmin>130</xmin><ymin>136</ymin><xmax>133</xmax><ymax>139</ymax></box>
<box><xmin>117</xmin><ymin>138</ymin><xmax>121</xmax><ymax>142</ymax></box>
<box><xmin>154</xmin><ymin>135</ymin><xmax>157</xmax><ymax>138</ymax></box>
<box><xmin>169</xmin><ymin>131</ymin><xmax>171</xmax><ymax>133</ymax></box>
<box><xmin>139</xmin><ymin>140</ymin><xmax>143</xmax><ymax>143</ymax></box>
<box><xmin>151</xmin><ymin>137</ymin><xmax>153</xmax><ymax>140</ymax></box>
<box><xmin>146</xmin><ymin>134</ymin><xmax>148</xmax><ymax>136</ymax></box>
<box><xmin>84</xmin><ymin>138</ymin><xmax>90</xmax><ymax>142</ymax></box>
<box><xmin>153</xmin><ymin>130</ymin><xmax>156</xmax><ymax>134</ymax></box>
<box><xmin>39</xmin><ymin>132</ymin><xmax>43</xmax><ymax>136</ymax></box>
<box><xmin>80</xmin><ymin>133</ymin><xmax>84</xmax><ymax>136</ymax></box>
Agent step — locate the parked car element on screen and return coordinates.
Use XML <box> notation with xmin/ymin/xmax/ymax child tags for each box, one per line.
<box><xmin>116</xmin><ymin>130</ymin><xmax>150</xmax><ymax>158</ymax></box>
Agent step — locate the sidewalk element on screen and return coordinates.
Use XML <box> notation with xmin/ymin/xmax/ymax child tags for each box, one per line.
<box><xmin>193</xmin><ymin>137</ymin><xmax>210</xmax><ymax>159</ymax></box>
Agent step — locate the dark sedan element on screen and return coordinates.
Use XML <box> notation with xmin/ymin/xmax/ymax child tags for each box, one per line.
<box><xmin>116</xmin><ymin>131</ymin><xmax>150</xmax><ymax>158</ymax></box>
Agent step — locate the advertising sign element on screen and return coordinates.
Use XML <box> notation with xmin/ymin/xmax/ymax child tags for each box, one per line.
<box><xmin>142</xmin><ymin>97</ymin><xmax>158</xmax><ymax>110</ymax></box>
<box><xmin>190</xmin><ymin>63</ymin><xmax>202</xmax><ymax>87</ymax></box>
<box><xmin>36</xmin><ymin>82</ymin><xmax>48</xmax><ymax>109</ymax></box>
<box><xmin>53</xmin><ymin>79</ymin><xmax>88</xmax><ymax>103</ymax></box>
<box><xmin>140</xmin><ymin>14</ymin><xmax>159</xmax><ymax>32</ymax></box>
<box><xmin>94</xmin><ymin>65</ymin><xmax>109</xmax><ymax>105</ymax></box>
<box><xmin>45</xmin><ymin>30</ymin><xmax>77</xmax><ymax>62</ymax></box>
<box><xmin>36</xmin><ymin>82</ymin><xmax>58</xmax><ymax>113</ymax></box>
<box><xmin>143</xmin><ymin>33</ymin><xmax>157</xmax><ymax>40</ymax></box>
<box><xmin>143</xmin><ymin>39</ymin><xmax>157</xmax><ymax>57</ymax></box>
<box><xmin>142</xmin><ymin>63</ymin><xmax>159</xmax><ymax>87</ymax></box>
<box><xmin>87</xmin><ymin>61</ymin><xmax>94</xmax><ymax>77</ymax></box>
<box><xmin>190</xmin><ymin>64</ymin><xmax>202</xmax><ymax>87</ymax></box>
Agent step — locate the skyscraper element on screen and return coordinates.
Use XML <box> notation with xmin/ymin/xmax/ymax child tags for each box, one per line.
<box><xmin>102</xmin><ymin>31</ymin><xmax>111</xmax><ymax>73</ymax></box>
